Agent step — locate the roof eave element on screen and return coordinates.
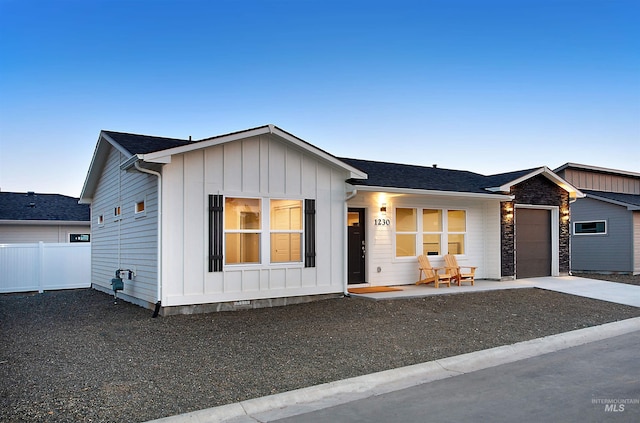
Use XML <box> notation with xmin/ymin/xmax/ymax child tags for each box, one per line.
<box><xmin>351</xmin><ymin>184</ymin><xmax>514</xmax><ymax>200</ymax></box>
<box><xmin>0</xmin><ymin>219</ymin><xmax>90</xmax><ymax>226</ymax></box>
<box><xmin>139</xmin><ymin>124</ymin><xmax>368</xmax><ymax>179</ymax></box>
<box><xmin>487</xmin><ymin>167</ymin><xmax>585</xmax><ymax>199</ymax></box>
<box><xmin>80</xmin><ymin>131</ymin><xmax>137</xmax><ymax>204</ymax></box>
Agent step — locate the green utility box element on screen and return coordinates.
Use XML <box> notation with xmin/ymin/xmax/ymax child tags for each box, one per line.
<box><xmin>111</xmin><ymin>275</ymin><xmax>124</xmax><ymax>292</ymax></box>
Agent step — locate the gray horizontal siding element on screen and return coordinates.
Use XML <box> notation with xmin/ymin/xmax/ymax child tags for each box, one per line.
<box><xmin>90</xmin><ymin>146</ymin><xmax>159</xmax><ymax>305</ymax></box>
<box><xmin>571</xmin><ymin>197</ymin><xmax>633</xmax><ymax>272</ymax></box>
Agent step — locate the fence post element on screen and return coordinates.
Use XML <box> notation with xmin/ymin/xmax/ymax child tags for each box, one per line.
<box><xmin>38</xmin><ymin>241</ymin><xmax>44</xmax><ymax>293</ymax></box>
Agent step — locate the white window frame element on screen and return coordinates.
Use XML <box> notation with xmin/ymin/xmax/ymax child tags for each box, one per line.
<box><xmin>394</xmin><ymin>207</ymin><xmax>468</xmax><ymax>259</ymax></box>
<box><xmin>224</xmin><ymin>197</ymin><xmax>262</xmax><ymax>265</ymax></box>
<box><xmin>573</xmin><ymin>220</ymin><xmax>607</xmax><ymax>235</ymax></box>
<box><xmin>270</xmin><ymin>199</ymin><xmax>303</xmax><ymax>264</ymax></box>
<box><xmin>134</xmin><ymin>197</ymin><xmax>146</xmax><ymax>217</ymax></box>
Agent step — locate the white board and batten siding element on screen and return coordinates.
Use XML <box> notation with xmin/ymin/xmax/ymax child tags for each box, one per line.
<box><xmin>90</xmin><ymin>146</ymin><xmax>159</xmax><ymax>306</ymax></box>
<box><xmin>161</xmin><ymin>133</ymin><xmax>349</xmax><ymax>307</ymax></box>
<box><xmin>347</xmin><ymin>192</ymin><xmax>502</xmax><ymax>286</ymax></box>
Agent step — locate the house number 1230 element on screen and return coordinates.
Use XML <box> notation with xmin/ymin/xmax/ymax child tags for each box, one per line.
<box><xmin>374</xmin><ymin>219</ymin><xmax>391</xmax><ymax>226</ymax></box>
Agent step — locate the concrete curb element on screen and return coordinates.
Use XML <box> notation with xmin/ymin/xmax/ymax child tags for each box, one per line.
<box><xmin>148</xmin><ymin>317</ymin><xmax>640</xmax><ymax>423</ymax></box>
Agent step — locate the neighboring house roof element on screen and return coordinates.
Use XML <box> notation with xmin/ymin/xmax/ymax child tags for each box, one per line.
<box><xmin>0</xmin><ymin>192</ymin><xmax>90</xmax><ymax>222</ymax></box>
<box><xmin>554</xmin><ymin>162</ymin><xmax>640</xmax><ymax>179</ymax></box>
<box><xmin>581</xmin><ymin>189</ymin><xmax>640</xmax><ymax>210</ymax></box>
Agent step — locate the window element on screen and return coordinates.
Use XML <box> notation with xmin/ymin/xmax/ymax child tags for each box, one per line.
<box><xmin>395</xmin><ymin>207</ymin><xmax>467</xmax><ymax>257</ymax></box>
<box><xmin>270</xmin><ymin>199</ymin><xmax>302</xmax><ymax>263</ymax></box>
<box><xmin>135</xmin><ymin>200</ymin><xmax>145</xmax><ymax>214</ymax></box>
<box><xmin>396</xmin><ymin>208</ymin><xmax>417</xmax><ymax>257</ymax></box>
<box><xmin>70</xmin><ymin>234</ymin><xmax>90</xmax><ymax>242</ymax></box>
<box><xmin>422</xmin><ymin>209</ymin><xmax>442</xmax><ymax>255</ymax></box>
<box><xmin>114</xmin><ymin>206</ymin><xmax>121</xmax><ymax>219</ymax></box>
<box><xmin>98</xmin><ymin>214</ymin><xmax>104</xmax><ymax>225</ymax></box>
<box><xmin>224</xmin><ymin>197</ymin><xmax>261</xmax><ymax>264</ymax></box>
<box><xmin>574</xmin><ymin>220</ymin><xmax>606</xmax><ymax>235</ymax></box>
<box><xmin>447</xmin><ymin>210</ymin><xmax>466</xmax><ymax>254</ymax></box>
<box><xmin>208</xmin><ymin>195</ymin><xmax>315</xmax><ymax>271</ymax></box>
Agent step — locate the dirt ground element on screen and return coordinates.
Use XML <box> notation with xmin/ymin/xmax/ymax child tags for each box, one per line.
<box><xmin>1</xmin><ymin>277</ymin><xmax>639</xmax><ymax>422</ymax></box>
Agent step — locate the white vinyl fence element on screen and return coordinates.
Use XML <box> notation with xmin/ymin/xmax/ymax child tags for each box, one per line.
<box><xmin>0</xmin><ymin>242</ymin><xmax>91</xmax><ymax>293</ymax></box>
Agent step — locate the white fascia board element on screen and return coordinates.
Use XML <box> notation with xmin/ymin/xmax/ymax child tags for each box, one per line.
<box><xmin>101</xmin><ymin>131</ymin><xmax>136</xmax><ymax>157</ymax></box>
<box><xmin>0</xmin><ymin>220</ymin><xmax>90</xmax><ymax>226</ymax></box>
<box><xmin>80</xmin><ymin>133</ymin><xmax>124</xmax><ymax>204</ymax></box>
<box><xmin>352</xmin><ymin>185</ymin><xmax>514</xmax><ymax>200</ymax></box>
<box><xmin>269</xmin><ymin>126</ymin><xmax>368</xmax><ymax>179</ymax></box>
<box><xmin>488</xmin><ymin>167</ymin><xmax>585</xmax><ymax>198</ymax></box>
<box><xmin>140</xmin><ymin>126</ymin><xmax>273</xmax><ymax>163</ymax></box>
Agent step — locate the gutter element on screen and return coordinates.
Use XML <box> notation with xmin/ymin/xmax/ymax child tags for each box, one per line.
<box><xmin>133</xmin><ymin>161</ymin><xmax>163</xmax><ymax>316</ymax></box>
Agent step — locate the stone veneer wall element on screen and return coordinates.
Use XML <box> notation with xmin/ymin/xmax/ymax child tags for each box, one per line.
<box><xmin>501</xmin><ymin>175</ymin><xmax>570</xmax><ymax>278</ymax></box>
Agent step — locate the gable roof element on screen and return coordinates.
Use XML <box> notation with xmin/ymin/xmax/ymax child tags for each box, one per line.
<box><xmin>80</xmin><ymin>125</ymin><xmax>367</xmax><ymax>203</ymax></box>
<box><xmin>554</xmin><ymin>162</ymin><xmax>640</xmax><ymax>179</ymax></box>
<box><xmin>341</xmin><ymin>159</ymin><xmax>581</xmax><ymax>199</ymax></box>
<box><xmin>102</xmin><ymin>131</ymin><xmax>194</xmax><ymax>155</ymax></box>
<box><xmin>341</xmin><ymin>158</ymin><xmax>491</xmax><ymax>194</ymax></box>
<box><xmin>483</xmin><ymin>166</ymin><xmax>583</xmax><ymax>198</ymax></box>
<box><xmin>581</xmin><ymin>189</ymin><xmax>640</xmax><ymax>210</ymax></box>
<box><xmin>0</xmin><ymin>192</ymin><xmax>90</xmax><ymax>222</ymax></box>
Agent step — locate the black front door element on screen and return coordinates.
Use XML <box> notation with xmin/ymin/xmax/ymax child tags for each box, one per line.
<box><xmin>348</xmin><ymin>208</ymin><xmax>366</xmax><ymax>284</ymax></box>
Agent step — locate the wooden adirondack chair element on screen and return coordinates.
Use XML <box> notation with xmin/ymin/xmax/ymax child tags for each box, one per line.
<box><xmin>416</xmin><ymin>255</ymin><xmax>451</xmax><ymax>288</ymax></box>
<box><xmin>444</xmin><ymin>254</ymin><xmax>476</xmax><ymax>286</ymax></box>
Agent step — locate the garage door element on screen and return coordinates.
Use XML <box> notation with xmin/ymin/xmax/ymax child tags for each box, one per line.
<box><xmin>516</xmin><ymin>208</ymin><xmax>551</xmax><ymax>278</ymax></box>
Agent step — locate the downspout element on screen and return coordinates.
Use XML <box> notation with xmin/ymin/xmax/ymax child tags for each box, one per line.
<box><xmin>134</xmin><ymin>161</ymin><xmax>163</xmax><ymax>317</ymax></box>
<box><xmin>343</xmin><ymin>188</ymin><xmax>358</xmax><ymax>297</ymax></box>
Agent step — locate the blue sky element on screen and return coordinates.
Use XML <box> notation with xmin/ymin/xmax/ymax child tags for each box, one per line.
<box><xmin>1</xmin><ymin>0</ymin><xmax>638</xmax><ymax>197</ymax></box>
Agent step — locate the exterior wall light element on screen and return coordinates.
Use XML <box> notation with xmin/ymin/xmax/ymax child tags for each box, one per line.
<box><xmin>380</xmin><ymin>203</ymin><xmax>387</xmax><ymax>214</ymax></box>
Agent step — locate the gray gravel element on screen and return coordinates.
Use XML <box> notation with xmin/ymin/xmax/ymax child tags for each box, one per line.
<box><xmin>2</xmin><ymin>279</ymin><xmax>640</xmax><ymax>422</ymax></box>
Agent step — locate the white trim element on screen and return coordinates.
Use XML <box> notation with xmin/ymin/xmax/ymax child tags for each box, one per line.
<box><xmin>573</xmin><ymin>219</ymin><xmax>607</xmax><ymax>236</ymax></box>
<box><xmin>138</xmin><ymin>125</ymin><xmax>368</xmax><ymax>179</ymax></box>
<box><xmin>353</xmin><ymin>185</ymin><xmax>514</xmax><ymax>200</ymax></box>
<box><xmin>486</xmin><ymin>167</ymin><xmax>584</xmax><ymax>199</ymax></box>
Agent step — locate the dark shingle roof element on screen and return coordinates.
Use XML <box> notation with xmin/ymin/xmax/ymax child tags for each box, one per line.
<box><xmin>103</xmin><ymin>131</ymin><xmax>194</xmax><ymax>155</ymax></box>
<box><xmin>0</xmin><ymin>192</ymin><xmax>90</xmax><ymax>221</ymax></box>
<box><xmin>482</xmin><ymin>168</ymin><xmax>540</xmax><ymax>188</ymax></box>
<box><xmin>582</xmin><ymin>189</ymin><xmax>640</xmax><ymax>207</ymax></box>
<box><xmin>340</xmin><ymin>158</ymin><xmax>493</xmax><ymax>193</ymax></box>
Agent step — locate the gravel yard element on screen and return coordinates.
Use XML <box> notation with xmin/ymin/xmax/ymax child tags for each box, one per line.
<box><xmin>2</xmin><ymin>279</ymin><xmax>640</xmax><ymax>422</ymax></box>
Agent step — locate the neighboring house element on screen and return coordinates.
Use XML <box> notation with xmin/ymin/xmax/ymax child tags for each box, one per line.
<box><xmin>80</xmin><ymin>125</ymin><xmax>581</xmax><ymax>314</ymax></box>
<box><xmin>0</xmin><ymin>191</ymin><xmax>90</xmax><ymax>243</ymax></box>
<box><xmin>555</xmin><ymin>163</ymin><xmax>640</xmax><ymax>275</ymax></box>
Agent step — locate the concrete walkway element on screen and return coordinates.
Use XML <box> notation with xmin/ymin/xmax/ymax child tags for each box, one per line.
<box><xmin>348</xmin><ymin>275</ymin><xmax>640</xmax><ymax>308</ymax></box>
<box><xmin>147</xmin><ymin>276</ymin><xmax>640</xmax><ymax>423</ymax></box>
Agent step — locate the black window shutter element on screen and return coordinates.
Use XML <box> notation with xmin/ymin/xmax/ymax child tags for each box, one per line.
<box><xmin>208</xmin><ymin>195</ymin><xmax>223</xmax><ymax>272</ymax></box>
<box><xmin>304</xmin><ymin>199</ymin><xmax>316</xmax><ymax>268</ymax></box>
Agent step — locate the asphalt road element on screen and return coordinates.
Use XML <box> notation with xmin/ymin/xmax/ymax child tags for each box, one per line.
<box><xmin>273</xmin><ymin>331</ymin><xmax>640</xmax><ymax>423</ymax></box>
